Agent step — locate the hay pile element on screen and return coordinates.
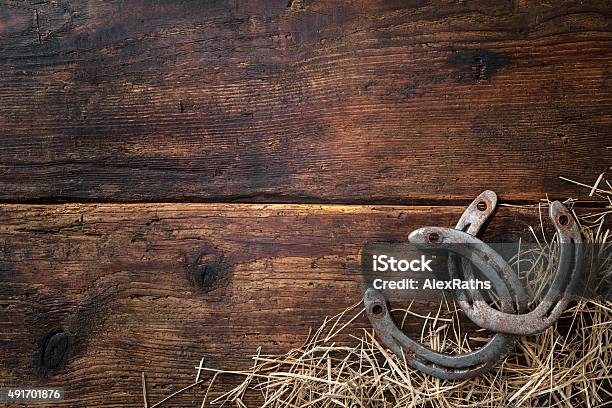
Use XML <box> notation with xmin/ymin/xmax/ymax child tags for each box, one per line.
<box><xmin>145</xmin><ymin>175</ymin><xmax>611</xmax><ymax>407</ymax></box>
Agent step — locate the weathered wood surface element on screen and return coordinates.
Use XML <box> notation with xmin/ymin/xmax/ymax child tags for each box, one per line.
<box><xmin>0</xmin><ymin>203</ymin><xmax>587</xmax><ymax>407</ymax></box>
<box><xmin>0</xmin><ymin>0</ymin><xmax>610</xmax><ymax>202</ymax></box>
<box><xmin>1</xmin><ymin>0</ymin><xmax>610</xmax><ymax>406</ymax></box>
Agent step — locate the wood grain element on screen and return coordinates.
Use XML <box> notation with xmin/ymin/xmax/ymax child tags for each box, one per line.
<box><xmin>0</xmin><ymin>202</ymin><xmax>587</xmax><ymax>407</ymax></box>
<box><xmin>0</xmin><ymin>0</ymin><xmax>610</xmax><ymax>203</ymax></box>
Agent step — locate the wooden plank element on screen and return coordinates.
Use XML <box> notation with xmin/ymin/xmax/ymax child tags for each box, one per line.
<box><xmin>0</xmin><ymin>202</ymin><xmax>590</xmax><ymax>407</ymax></box>
<box><xmin>0</xmin><ymin>0</ymin><xmax>610</xmax><ymax>202</ymax></box>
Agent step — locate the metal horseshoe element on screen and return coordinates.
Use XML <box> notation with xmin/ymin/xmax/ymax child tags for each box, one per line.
<box><xmin>409</xmin><ymin>201</ymin><xmax>582</xmax><ymax>336</ymax></box>
<box><xmin>364</xmin><ymin>192</ymin><xmax>526</xmax><ymax>379</ymax></box>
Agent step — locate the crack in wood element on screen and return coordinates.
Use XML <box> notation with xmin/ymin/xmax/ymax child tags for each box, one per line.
<box><xmin>34</xmin><ymin>8</ymin><xmax>42</xmax><ymax>44</ymax></box>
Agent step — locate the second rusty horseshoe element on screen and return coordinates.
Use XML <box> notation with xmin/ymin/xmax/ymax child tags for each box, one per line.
<box><xmin>409</xmin><ymin>201</ymin><xmax>583</xmax><ymax>336</ymax></box>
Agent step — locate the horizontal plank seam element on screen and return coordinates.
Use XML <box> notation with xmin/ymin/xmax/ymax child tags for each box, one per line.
<box><xmin>0</xmin><ymin>198</ymin><xmax>606</xmax><ymax>208</ymax></box>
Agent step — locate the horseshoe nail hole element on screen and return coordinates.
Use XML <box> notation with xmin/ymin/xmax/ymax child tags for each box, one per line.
<box><xmin>559</xmin><ymin>215</ymin><xmax>569</xmax><ymax>226</ymax></box>
<box><xmin>476</xmin><ymin>201</ymin><xmax>487</xmax><ymax>211</ymax></box>
<box><xmin>371</xmin><ymin>304</ymin><xmax>384</xmax><ymax>316</ymax></box>
<box><xmin>428</xmin><ymin>232</ymin><xmax>440</xmax><ymax>243</ymax></box>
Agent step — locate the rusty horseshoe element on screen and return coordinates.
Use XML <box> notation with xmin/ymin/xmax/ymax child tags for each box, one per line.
<box><xmin>364</xmin><ymin>192</ymin><xmax>527</xmax><ymax>379</ymax></box>
<box><xmin>409</xmin><ymin>201</ymin><xmax>582</xmax><ymax>336</ymax></box>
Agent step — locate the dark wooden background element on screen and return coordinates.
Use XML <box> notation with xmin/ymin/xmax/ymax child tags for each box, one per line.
<box><xmin>0</xmin><ymin>0</ymin><xmax>610</xmax><ymax>406</ymax></box>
